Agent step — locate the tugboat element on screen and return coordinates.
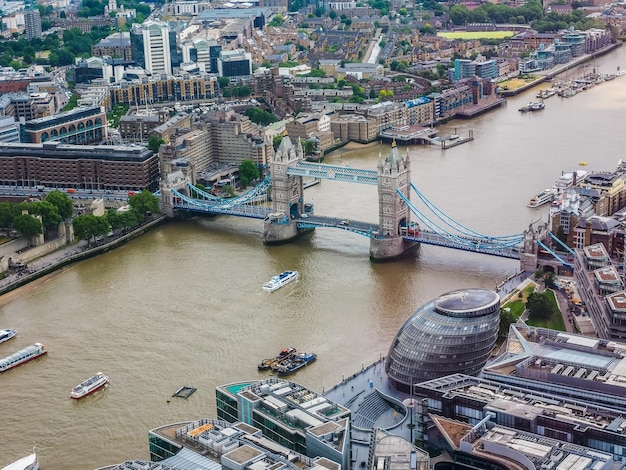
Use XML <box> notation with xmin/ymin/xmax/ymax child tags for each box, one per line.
<box><xmin>258</xmin><ymin>347</ymin><xmax>296</xmax><ymax>370</ymax></box>
<box><xmin>273</xmin><ymin>352</ymin><xmax>317</xmax><ymax>376</ymax></box>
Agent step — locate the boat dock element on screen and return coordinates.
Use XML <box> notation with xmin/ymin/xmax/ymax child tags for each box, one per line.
<box><xmin>379</xmin><ymin>125</ymin><xmax>438</xmax><ymax>145</ymax></box>
<box><xmin>439</xmin><ymin>130</ymin><xmax>474</xmax><ymax>150</ymax></box>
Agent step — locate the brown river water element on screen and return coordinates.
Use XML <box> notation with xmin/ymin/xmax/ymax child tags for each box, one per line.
<box><xmin>1</xmin><ymin>47</ymin><xmax>626</xmax><ymax>468</ymax></box>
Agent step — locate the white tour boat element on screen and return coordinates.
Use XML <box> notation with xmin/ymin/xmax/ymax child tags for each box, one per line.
<box><xmin>0</xmin><ymin>328</ymin><xmax>16</xmax><ymax>344</ymax></box>
<box><xmin>1</xmin><ymin>452</ymin><xmax>39</xmax><ymax>470</ymax></box>
<box><xmin>71</xmin><ymin>372</ymin><xmax>109</xmax><ymax>399</ymax></box>
<box><xmin>528</xmin><ymin>189</ymin><xmax>557</xmax><ymax>208</ymax></box>
<box><xmin>263</xmin><ymin>271</ymin><xmax>299</xmax><ymax>292</ymax></box>
<box><xmin>0</xmin><ymin>343</ymin><xmax>47</xmax><ymax>373</ymax></box>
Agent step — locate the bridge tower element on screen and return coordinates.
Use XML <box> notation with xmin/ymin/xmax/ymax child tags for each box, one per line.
<box><xmin>159</xmin><ymin>162</ymin><xmax>192</xmax><ymax>218</ymax></box>
<box><xmin>370</xmin><ymin>141</ymin><xmax>417</xmax><ymax>261</ymax></box>
<box><xmin>520</xmin><ymin>222</ymin><xmax>548</xmax><ymax>272</ymax></box>
<box><xmin>263</xmin><ymin>135</ymin><xmax>306</xmax><ymax>244</ymax></box>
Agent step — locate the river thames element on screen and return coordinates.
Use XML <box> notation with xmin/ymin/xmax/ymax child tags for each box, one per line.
<box><xmin>2</xmin><ymin>47</ymin><xmax>626</xmax><ymax>468</ymax></box>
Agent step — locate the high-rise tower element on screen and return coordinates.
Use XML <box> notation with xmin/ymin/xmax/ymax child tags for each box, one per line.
<box><xmin>24</xmin><ymin>9</ymin><xmax>42</xmax><ymax>41</ymax></box>
<box><xmin>141</xmin><ymin>20</ymin><xmax>172</xmax><ymax>75</ymax></box>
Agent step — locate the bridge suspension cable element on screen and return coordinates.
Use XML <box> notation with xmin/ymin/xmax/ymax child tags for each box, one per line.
<box><xmin>409</xmin><ymin>183</ymin><xmax>523</xmax><ymax>242</ymax></box>
<box><xmin>179</xmin><ymin>175</ymin><xmax>272</xmax><ymax>210</ymax></box>
<box><xmin>398</xmin><ymin>188</ymin><xmax>524</xmax><ymax>249</ymax></box>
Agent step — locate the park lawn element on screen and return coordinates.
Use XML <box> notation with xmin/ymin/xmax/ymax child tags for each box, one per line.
<box><xmin>502</xmin><ymin>284</ymin><xmax>536</xmax><ymax>319</ymax></box>
<box><xmin>526</xmin><ymin>289</ymin><xmax>566</xmax><ymax>331</ymax></box>
<box><xmin>497</xmin><ymin>76</ymin><xmax>540</xmax><ymax>90</ymax></box>
<box><xmin>36</xmin><ymin>51</ymin><xmax>50</xmax><ymax>58</ymax></box>
<box><xmin>438</xmin><ymin>31</ymin><xmax>515</xmax><ymax>40</ymax></box>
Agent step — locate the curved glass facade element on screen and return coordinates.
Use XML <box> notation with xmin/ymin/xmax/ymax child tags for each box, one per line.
<box><xmin>385</xmin><ymin>289</ymin><xmax>500</xmax><ymax>392</ymax></box>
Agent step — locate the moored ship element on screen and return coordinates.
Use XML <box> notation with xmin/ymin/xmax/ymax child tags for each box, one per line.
<box><xmin>0</xmin><ymin>343</ymin><xmax>47</xmax><ymax>373</ymax></box>
<box><xmin>258</xmin><ymin>347</ymin><xmax>297</xmax><ymax>370</ymax></box>
<box><xmin>273</xmin><ymin>352</ymin><xmax>317</xmax><ymax>376</ymax></box>
<box><xmin>70</xmin><ymin>372</ymin><xmax>109</xmax><ymax>399</ymax></box>
<box><xmin>528</xmin><ymin>189</ymin><xmax>557</xmax><ymax>208</ymax></box>
<box><xmin>0</xmin><ymin>328</ymin><xmax>16</xmax><ymax>344</ymax></box>
<box><xmin>262</xmin><ymin>271</ymin><xmax>299</xmax><ymax>292</ymax></box>
<box><xmin>1</xmin><ymin>452</ymin><xmax>39</xmax><ymax>470</ymax></box>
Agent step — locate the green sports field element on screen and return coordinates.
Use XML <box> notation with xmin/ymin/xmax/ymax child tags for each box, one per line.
<box><xmin>438</xmin><ymin>31</ymin><xmax>515</xmax><ymax>40</ymax></box>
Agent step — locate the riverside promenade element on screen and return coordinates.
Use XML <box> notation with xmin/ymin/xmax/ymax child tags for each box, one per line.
<box><xmin>0</xmin><ymin>214</ymin><xmax>167</xmax><ymax>297</ymax></box>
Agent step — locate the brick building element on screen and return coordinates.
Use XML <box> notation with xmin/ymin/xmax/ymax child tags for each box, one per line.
<box><xmin>0</xmin><ymin>141</ymin><xmax>159</xmax><ymax>191</ymax></box>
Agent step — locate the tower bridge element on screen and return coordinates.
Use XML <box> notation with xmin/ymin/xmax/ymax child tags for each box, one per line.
<box><xmin>160</xmin><ymin>136</ymin><xmax>547</xmax><ymax>268</ymax></box>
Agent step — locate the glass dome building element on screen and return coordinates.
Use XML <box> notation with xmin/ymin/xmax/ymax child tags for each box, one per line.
<box><xmin>385</xmin><ymin>288</ymin><xmax>500</xmax><ymax>392</ymax></box>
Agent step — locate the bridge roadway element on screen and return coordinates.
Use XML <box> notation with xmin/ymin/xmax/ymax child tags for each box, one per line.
<box><xmin>172</xmin><ymin>198</ymin><xmax>522</xmax><ymax>259</ymax></box>
<box><xmin>404</xmin><ymin>231</ymin><xmax>521</xmax><ymax>259</ymax></box>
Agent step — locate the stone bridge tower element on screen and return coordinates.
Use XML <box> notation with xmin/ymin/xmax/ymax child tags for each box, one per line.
<box><xmin>159</xmin><ymin>159</ymin><xmax>192</xmax><ymax>218</ymax></box>
<box><xmin>263</xmin><ymin>135</ymin><xmax>306</xmax><ymax>244</ymax></box>
<box><xmin>370</xmin><ymin>141</ymin><xmax>417</xmax><ymax>261</ymax></box>
<box><xmin>520</xmin><ymin>222</ymin><xmax>549</xmax><ymax>272</ymax></box>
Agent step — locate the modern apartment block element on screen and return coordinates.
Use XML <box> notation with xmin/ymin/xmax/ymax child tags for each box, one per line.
<box><xmin>216</xmin><ymin>379</ymin><xmax>352</xmax><ymax>469</ymax></box>
<box><xmin>24</xmin><ymin>9</ymin><xmax>42</xmax><ymax>40</ymax></box>
<box><xmin>107</xmin><ymin>74</ymin><xmax>217</xmax><ymax>109</ymax></box>
<box><xmin>574</xmin><ymin>243</ymin><xmax>626</xmax><ymax>340</ymax></box>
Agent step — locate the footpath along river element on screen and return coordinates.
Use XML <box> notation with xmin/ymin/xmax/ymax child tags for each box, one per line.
<box><xmin>1</xmin><ymin>46</ymin><xmax>626</xmax><ymax>469</ymax></box>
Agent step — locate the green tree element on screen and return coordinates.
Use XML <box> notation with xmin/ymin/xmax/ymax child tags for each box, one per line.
<box><xmin>147</xmin><ymin>134</ymin><xmax>165</xmax><ymax>153</ymax></box>
<box><xmin>302</xmin><ymin>139</ymin><xmax>316</xmax><ymax>155</ymax></box>
<box><xmin>63</xmin><ymin>93</ymin><xmax>79</xmax><ymax>111</ymax></box>
<box><xmin>45</xmin><ymin>190</ymin><xmax>74</xmax><ymax>218</ymax></box>
<box><xmin>499</xmin><ymin>307</ymin><xmax>517</xmax><ymax>338</ymax></box>
<box><xmin>307</xmin><ymin>68</ymin><xmax>326</xmax><ymax>77</ymax></box>
<box><xmin>106</xmin><ymin>208</ymin><xmax>125</xmax><ymax>233</ymax></box>
<box><xmin>329</xmin><ymin>10</ymin><xmax>337</xmax><ymax>19</ymax></box>
<box><xmin>0</xmin><ymin>202</ymin><xmax>14</xmax><ymax>235</ymax></box>
<box><xmin>29</xmin><ymin>201</ymin><xmax>62</xmax><ymax>229</ymax></box>
<box><xmin>273</xmin><ymin>135</ymin><xmax>283</xmax><ymax>151</ymax></box>
<box><xmin>449</xmin><ymin>4</ymin><xmax>469</xmax><ymax>25</ymax></box>
<box><xmin>128</xmin><ymin>191</ymin><xmax>160</xmax><ymax>218</ymax></box>
<box><xmin>72</xmin><ymin>214</ymin><xmax>109</xmax><ymax>245</ymax></box>
<box><xmin>526</xmin><ymin>292</ymin><xmax>554</xmax><ymax>320</ymax></box>
<box><xmin>268</xmin><ymin>14</ymin><xmax>285</xmax><ymax>26</ymax></box>
<box><xmin>243</xmin><ymin>107</ymin><xmax>278</xmax><ymax>126</ymax></box>
<box><xmin>238</xmin><ymin>159</ymin><xmax>260</xmax><ymax>188</ymax></box>
<box><xmin>218</xmin><ymin>77</ymin><xmax>230</xmax><ymax>89</ymax></box>
<box><xmin>13</xmin><ymin>213</ymin><xmax>43</xmax><ymax>245</ymax></box>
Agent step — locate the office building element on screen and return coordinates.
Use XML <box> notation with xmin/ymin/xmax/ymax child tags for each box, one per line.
<box><xmin>385</xmin><ymin>288</ymin><xmax>500</xmax><ymax>392</ymax></box>
<box><xmin>137</xmin><ymin>20</ymin><xmax>172</xmax><ymax>75</ymax></box>
<box><xmin>23</xmin><ymin>106</ymin><xmax>107</xmax><ymax>145</ymax></box>
<box><xmin>218</xmin><ymin>50</ymin><xmax>252</xmax><ymax>79</ymax></box>
<box><xmin>0</xmin><ymin>116</ymin><xmax>20</xmax><ymax>143</ymax></box>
